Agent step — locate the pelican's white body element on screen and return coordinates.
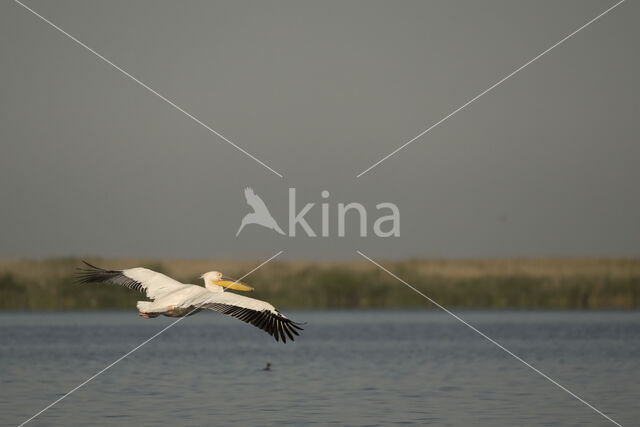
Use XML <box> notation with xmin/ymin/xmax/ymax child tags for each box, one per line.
<box><xmin>78</xmin><ymin>262</ymin><xmax>301</xmax><ymax>341</ymax></box>
<box><xmin>125</xmin><ymin>268</ymin><xmax>276</xmax><ymax>315</ymax></box>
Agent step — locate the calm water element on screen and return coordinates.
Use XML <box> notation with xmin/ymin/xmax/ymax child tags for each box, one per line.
<box><xmin>1</xmin><ymin>310</ymin><xmax>639</xmax><ymax>426</ymax></box>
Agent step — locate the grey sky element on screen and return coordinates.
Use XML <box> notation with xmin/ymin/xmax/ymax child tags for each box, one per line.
<box><xmin>1</xmin><ymin>0</ymin><xmax>638</xmax><ymax>260</ymax></box>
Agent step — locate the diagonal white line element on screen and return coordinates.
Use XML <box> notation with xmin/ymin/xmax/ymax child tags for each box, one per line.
<box><xmin>14</xmin><ymin>0</ymin><xmax>284</xmax><ymax>179</ymax></box>
<box><xmin>356</xmin><ymin>250</ymin><xmax>623</xmax><ymax>427</ymax></box>
<box><xmin>17</xmin><ymin>250</ymin><xmax>284</xmax><ymax>427</ymax></box>
<box><xmin>356</xmin><ymin>0</ymin><xmax>626</xmax><ymax>178</ymax></box>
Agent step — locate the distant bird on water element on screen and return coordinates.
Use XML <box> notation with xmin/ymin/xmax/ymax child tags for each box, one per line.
<box><xmin>263</xmin><ymin>362</ymin><xmax>272</xmax><ymax>371</ymax></box>
<box><xmin>76</xmin><ymin>261</ymin><xmax>303</xmax><ymax>343</ymax></box>
<box><xmin>236</xmin><ymin>187</ymin><xmax>285</xmax><ymax>236</ymax></box>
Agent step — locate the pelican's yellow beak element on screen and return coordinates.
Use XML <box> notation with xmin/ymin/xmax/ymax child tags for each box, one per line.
<box><xmin>215</xmin><ymin>277</ymin><xmax>254</xmax><ymax>291</ymax></box>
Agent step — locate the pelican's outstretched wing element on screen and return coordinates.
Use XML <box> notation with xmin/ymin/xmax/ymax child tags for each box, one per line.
<box><xmin>244</xmin><ymin>187</ymin><xmax>271</xmax><ymax>216</ymax></box>
<box><xmin>199</xmin><ymin>292</ymin><xmax>304</xmax><ymax>343</ymax></box>
<box><xmin>76</xmin><ymin>261</ymin><xmax>188</xmax><ymax>300</ymax></box>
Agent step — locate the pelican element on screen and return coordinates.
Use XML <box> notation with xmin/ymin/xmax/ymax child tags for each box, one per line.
<box><xmin>236</xmin><ymin>187</ymin><xmax>285</xmax><ymax>236</ymax></box>
<box><xmin>76</xmin><ymin>261</ymin><xmax>303</xmax><ymax>343</ymax></box>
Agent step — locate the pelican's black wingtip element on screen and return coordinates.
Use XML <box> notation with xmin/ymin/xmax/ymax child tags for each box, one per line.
<box><xmin>80</xmin><ymin>260</ymin><xmax>104</xmax><ymax>270</ymax></box>
<box><xmin>75</xmin><ymin>260</ymin><xmax>111</xmax><ymax>285</ymax></box>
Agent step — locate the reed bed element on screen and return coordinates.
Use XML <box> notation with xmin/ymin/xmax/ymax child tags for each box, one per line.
<box><xmin>1</xmin><ymin>257</ymin><xmax>639</xmax><ymax>309</ymax></box>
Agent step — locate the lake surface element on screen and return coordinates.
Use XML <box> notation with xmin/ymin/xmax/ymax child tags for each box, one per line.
<box><xmin>1</xmin><ymin>310</ymin><xmax>639</xmax><ymax>426</ymax></box>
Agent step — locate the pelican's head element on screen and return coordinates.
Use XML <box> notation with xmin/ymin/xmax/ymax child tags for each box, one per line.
<box><xmin>201</xmin><ymin>271</ymin><xmax>223</xmax><ymax>282</ymax></box>
<box><xmin>201</xmin><ymin>271</ymin><xmax>254</xmax><ymax>291</ymax></box>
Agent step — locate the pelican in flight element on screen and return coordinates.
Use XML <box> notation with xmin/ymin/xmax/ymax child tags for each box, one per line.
<box><xmin>236</xmin><ymin>187</ymin><xmax>285</xmax><ymax>236</ymax></box>
<box><xmin>77</xmin><ymin>261</ymin><xmax>303</xmax><ymax>343</ymax></box>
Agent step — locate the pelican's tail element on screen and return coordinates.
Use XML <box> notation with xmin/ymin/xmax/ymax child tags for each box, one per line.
<box><xmin>136</xmin><ymin>301</ymin><xmax>154</xmax><ymax>312</ymax></box>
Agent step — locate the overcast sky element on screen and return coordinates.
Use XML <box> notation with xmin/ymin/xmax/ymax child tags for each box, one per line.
<box><xmin>1</xmin><ymin>0</ymin><xmax>638</xmax><ymax>260</ymax></box>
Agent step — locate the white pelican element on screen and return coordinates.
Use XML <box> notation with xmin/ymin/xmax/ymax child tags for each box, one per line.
<box><xmin>77</xmin><ymin>261</ymin><xmax>303</xmax><ymax>343</ymax></box>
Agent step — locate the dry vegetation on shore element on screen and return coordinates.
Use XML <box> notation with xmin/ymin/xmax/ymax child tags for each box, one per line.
<box><xmin>1</xmin><ymin>257</ymin><xmax>639</xmax><ymax>309</ymax></box>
